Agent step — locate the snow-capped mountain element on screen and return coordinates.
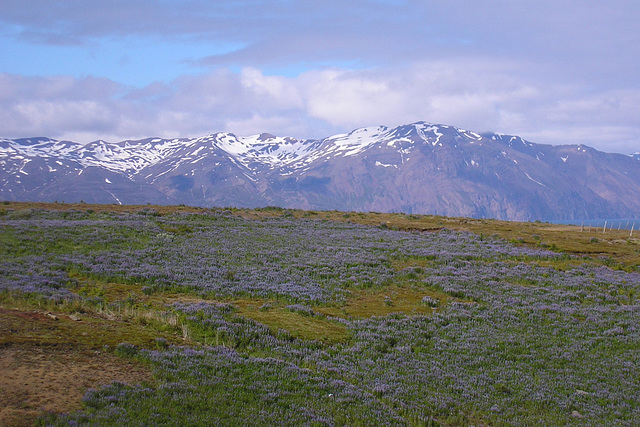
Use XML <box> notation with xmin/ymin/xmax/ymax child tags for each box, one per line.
<box><xmin>2</xmin><ymin>122</ymin><xmax>640</xmax><ymax>221</ymax></box>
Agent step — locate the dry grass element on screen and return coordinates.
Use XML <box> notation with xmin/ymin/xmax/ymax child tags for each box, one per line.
<box><xmin>317</xmin><ymin>285</ymin><xmax>457</xmax><ymax>319</ymax></box>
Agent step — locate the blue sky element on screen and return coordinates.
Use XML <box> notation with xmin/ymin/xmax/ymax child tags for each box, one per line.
<box><xmin>1</xmin><ymin>0</ymin><xmax>639</xmax><ymax>154</ymax></box>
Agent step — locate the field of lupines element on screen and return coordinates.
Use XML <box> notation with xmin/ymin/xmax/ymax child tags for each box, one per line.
<box><xmin>1</xmin><ymin>205</ymin><xmax>640</xmax><ymax>426</ymax></box>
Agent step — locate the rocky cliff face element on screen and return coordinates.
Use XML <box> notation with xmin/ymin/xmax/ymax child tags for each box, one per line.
<box><xmin>2</xmin><ymin>122</ymin><xmax>639</xmax><ymax>221</ymax></box>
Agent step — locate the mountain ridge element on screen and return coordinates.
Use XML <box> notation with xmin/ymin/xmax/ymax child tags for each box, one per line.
<box><xmin>2</xmin><ymin>121</ymin><xmax>639</xmax><ymax>221</ymax></box>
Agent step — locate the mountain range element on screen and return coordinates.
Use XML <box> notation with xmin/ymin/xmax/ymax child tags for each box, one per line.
<box><xmin>1</xmin><ymin>121</ymin><xmax>639</xmax><ymax>221</ymax></box>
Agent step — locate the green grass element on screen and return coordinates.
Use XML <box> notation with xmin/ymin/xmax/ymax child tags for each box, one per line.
<box><xmin>2</xmin><ymin>201</ymin><xmax>638</xmax><ymax>350</ymax></box>
<box><xmin>0</xmin><ymin>293</ymin><xmax>183</xmax><ymax>349</ymax></box>
<box><xmin>5</xmin><ymin>201</ymin><xmax>640</xmax><ymax>267</ymax></box>
<box><xmin>3</xmin><ymin>201</ymin><xmax>640</xmax><ymax>426</ymax></box>
<box><xmin>3</xmin><ymin>201</ymin><xmax>638</xmax><ymax>349</ymax></box>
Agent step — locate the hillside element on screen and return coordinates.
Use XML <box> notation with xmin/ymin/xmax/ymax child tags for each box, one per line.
<box><xmin>2</xmin><ymin>122</ymin><xmax>640</xmax><ymax>221</ymax></box>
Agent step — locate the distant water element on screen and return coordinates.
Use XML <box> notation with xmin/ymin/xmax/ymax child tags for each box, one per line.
<box><xmin>548</xmin><ymin>218</ymin><xmax>640</xmax><ymax>230</ymax></box>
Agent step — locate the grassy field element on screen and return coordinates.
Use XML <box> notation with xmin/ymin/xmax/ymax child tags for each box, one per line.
<box><xmin>1</xmin><ymin>201</ymin><xmax>639</xmax><ymax>426</ymax></box>
<box><xmin>5</xmin><ymin>201</ymin><xmax>640</xmax><ymax>266</ymax></box>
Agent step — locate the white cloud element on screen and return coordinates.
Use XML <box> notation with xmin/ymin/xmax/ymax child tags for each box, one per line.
<box><xmin>303</xmin><ymin>69</ymin><xmax>406</xmax><ymax>127</ymax></box>
<box><xmin>298</xmin><ymin>62</ymin><xmax>547</xmax><ymax>138</ymax></box>
<box><xmin>240</xmin><ymin>68</ymin><xmax>303</xmax><ymax>108</ymax></box>
<box><xmin>1</xmin><ymin>62</ymin><xmax>639</xmax><ymax>154</ymax></box>
<box><xmin>1</xmin><ymin>1</ymin><xmax>639</xmax><ymax>154</ymax></box>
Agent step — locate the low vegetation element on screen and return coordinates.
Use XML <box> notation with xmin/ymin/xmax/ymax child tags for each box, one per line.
<box><xmin>1</xmin><ymin>202</ymin><xmax>639</xmax><ymax>426</ymax></box>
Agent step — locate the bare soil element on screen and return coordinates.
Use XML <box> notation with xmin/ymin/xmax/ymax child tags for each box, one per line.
<box><xmin>0</xmin><ymin>308</ymin><xmax>154</xmax><ymax>427</ymax></box>
<box><xmin>0</xmin><ymin>344</ymin><xmax>153</xmax><ymax>426</ymax></box>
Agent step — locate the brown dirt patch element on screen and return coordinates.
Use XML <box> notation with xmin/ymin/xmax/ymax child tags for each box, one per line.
<box><xmin>0</xmin><ymin>344</ymin><xmax>154</xmax><ymax>427</ymax></box>
<box><xmin>0</xmin><ymin>307</ymin><xmax>157</xmax><ymax>426</ymax></box>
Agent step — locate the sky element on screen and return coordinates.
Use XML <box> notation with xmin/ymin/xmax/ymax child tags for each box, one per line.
<box><xmin>1</xmin><ymin>0</ymin><xmax>639</xmax><ymax>154</ymax></box>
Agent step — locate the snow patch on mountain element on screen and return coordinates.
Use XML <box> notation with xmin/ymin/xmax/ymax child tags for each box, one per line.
<box><xmin>323</xmin><ymin>126</ymin><xmax>389</xmax><ymax>156</ymax></box>
<box><xmin>375</xmin><ymin>161</ymin><xmax>397</xmax><ymax>168</ymax></box>
<box><xmin>0</xmin><ymin>122</ymin><xmax>517</xmax><ymax>183</ymax></box>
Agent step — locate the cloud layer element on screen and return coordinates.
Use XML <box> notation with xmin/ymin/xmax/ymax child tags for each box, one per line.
<box><xmin>1</xmin><ymin>1</ymin><xmax>639</xmax><ymax>153</ymax></box>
